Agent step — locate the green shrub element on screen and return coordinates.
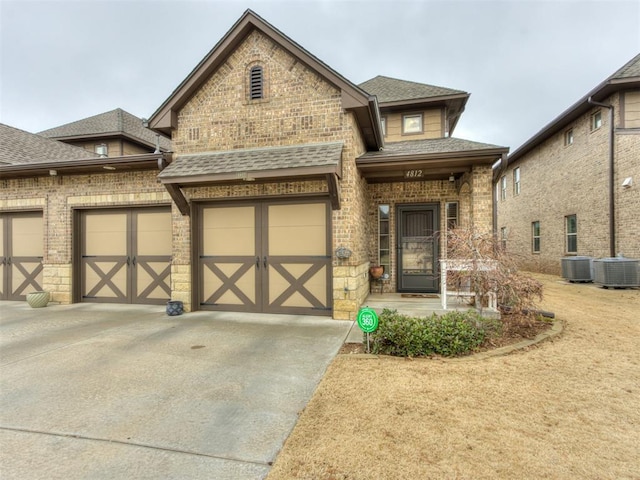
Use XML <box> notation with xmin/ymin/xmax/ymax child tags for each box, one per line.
<box><xmin>368</xmin><ymin>309</ymin><xmax>499</xmax><ymax>357</ymax></box>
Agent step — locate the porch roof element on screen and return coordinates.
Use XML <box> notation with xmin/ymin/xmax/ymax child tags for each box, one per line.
<box><xmin>157</xmin><ymin>141</ymin><xmax>344</xmax><ymax>215</ymax></box>
<box><xmin>158</xmin><ymin>141</ymin><xmax>343</xmax><ymax>185</ymax></box>
<box><xmin>357</xmin><ymin>137</ymin><xmax>508</xmax><ymax>182</ymax></box>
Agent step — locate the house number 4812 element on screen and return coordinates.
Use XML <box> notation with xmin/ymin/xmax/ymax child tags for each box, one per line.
<box><xmin>405</xmin><ymin>169</ymin><xmax>423</xmax><ymax>178</ymax></box>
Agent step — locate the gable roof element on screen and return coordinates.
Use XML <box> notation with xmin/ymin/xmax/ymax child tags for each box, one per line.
<box><xmin>0</xmin><ymin>123</ymin><xmax>99</xmax><ymax>165</ymax></box>
<box><xmin>148</xmin><ymin>9</ymin><xmax>383</xmax><ymax>150</ymax></box>
<box><xmin>359</xmin><ymin>76</ymin><xmax>466</xmax><ymax>103</ymax></box>
<box><xmin>507</xmin><ymin>52</ymin><xmax>640</xmax><ymax>166</ymax></box>
<box><xmin>39</xmin><ymin>108</ymin><xmax>171</xmax><ymax>151</ymax></box>
<box><xmin>359</xmin><ymin>75</ymin><xmax>469</xmax><ymax>135</ymax></box>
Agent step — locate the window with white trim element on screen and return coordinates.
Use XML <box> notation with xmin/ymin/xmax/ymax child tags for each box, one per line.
<box><xmin>95</xmin><ymin>144</ymin><xmax>108</xmax><ymax>157</ymax></box>
<box><xmin>378</xmin><ymin>204</ymin><xmax>390</xmax><ymax>276</ymax></box>
<box><xmin>402</xmin><ymin>114</ymin><xmax>423</xmax><ymax>134</ymax></box>
<box><xmin>565</xmin><ymin>128</ymin><xmax>574</xmax><ymax>146</ymax></box>
<box><xmin>591</xmin><ymin>110</ymin><xmax>602</xmax><ymax>131</ymax></box>
<box><xmin>500</xmin><ymin>176</ymin><xmax>507</xmax><ymax>200</ymax></box>
<box><xmin>446</xmin><ymin>202</ymin><xmax>459</xmax><ymax>230</ymax></box>
<box><xmin>514</xmin><ymin>167</ymin><xmax>521</xmax><ymax>195</ymax></box>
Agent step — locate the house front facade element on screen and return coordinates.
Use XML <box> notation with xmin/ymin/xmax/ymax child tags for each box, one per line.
<box><xmin>1</xmin><ymin>10</ymin><xmax>507</xmax><ymax>319</ymax></box>
<box><xmin>496</xmin><ymin>54</ymin><xmax>640</xmax><ymax>274</ymax></box>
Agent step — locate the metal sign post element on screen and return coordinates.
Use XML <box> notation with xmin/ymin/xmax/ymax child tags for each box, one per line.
<box><xmin>356</xmin><ymin>307</ymin><xmax>379</xmax><ymax>353</ymax></box>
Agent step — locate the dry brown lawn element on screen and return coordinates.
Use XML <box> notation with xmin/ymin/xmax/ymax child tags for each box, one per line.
<box><xmin>268</xmin><ymin>274</ymin><xmax>640</xmax><ymax>479</ymax></box>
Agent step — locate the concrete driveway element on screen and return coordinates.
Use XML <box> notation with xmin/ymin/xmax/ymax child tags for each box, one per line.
<box><xmin>0</xmin><ymin>301</ymin><xmax>352</xmax><ymax>479</ymax></box>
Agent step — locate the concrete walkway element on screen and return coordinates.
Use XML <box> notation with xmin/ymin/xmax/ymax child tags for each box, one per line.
<box><xmin>0</xmin><ymin>301</ymin><xmax>352</xmax><ymax>479</ymax></box>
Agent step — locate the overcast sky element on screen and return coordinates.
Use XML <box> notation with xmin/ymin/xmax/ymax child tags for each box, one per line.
<box><xmin>1</xmin><ymin>0</ymin><xmax>639</xmax><ymax>152</ymax></box>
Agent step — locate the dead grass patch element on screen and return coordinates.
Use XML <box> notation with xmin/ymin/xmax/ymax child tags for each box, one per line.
<box><xmin>268</xmin><ymin>274</ymin><xmax>640</xmax><ymax>480</ymax></box>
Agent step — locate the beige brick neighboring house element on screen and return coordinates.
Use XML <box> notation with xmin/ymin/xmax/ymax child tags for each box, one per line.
<box><xmin>39</xmin><ymin>108</ymin><xmax>172</xmax><ymax>157</ymax></box>
<box><xmin>496</xmin><ymin>54</ymin><xmax>640</xmax><ymax>275</ymax></box>
<box><xmin>1</xmin><ymin>10</ymin><xmax>507</xmax><ymax>319</ymax></box>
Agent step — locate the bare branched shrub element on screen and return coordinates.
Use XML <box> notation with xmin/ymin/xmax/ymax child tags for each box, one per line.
<box><xmin>446</xmin><ymin>227</ymin><xmax>543</xmax><ymax>314</ymax></box>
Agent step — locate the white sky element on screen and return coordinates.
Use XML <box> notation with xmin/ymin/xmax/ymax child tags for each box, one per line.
<box><xmin>1</xmin><ymin>0</ymin><xmax>639</xmax><ymax>152</ymax></box>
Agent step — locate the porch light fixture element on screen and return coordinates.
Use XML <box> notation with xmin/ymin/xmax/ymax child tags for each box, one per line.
<box><xmin>449</xmin><ymin>174</ymin><xmax>455</xmax><ymax>182</ymax></box>
<box><xmin>49</xmin><ymin>169</ymin><xmax>57</xmax><ymax>176</ymax></box>
<box><xmin>103</xmin><ymin>165</ymin><xmax>116</xmax><ymax>171</ymax></box>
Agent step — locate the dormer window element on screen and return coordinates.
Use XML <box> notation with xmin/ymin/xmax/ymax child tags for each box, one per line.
<box><xmin>249</xmin><ymin>66</ymin><xmax>264</xmax><ymax>100</ymax></box>
<box><xmin>95</xmin><ymin>144</ymin><xmax>108</xmax><ymax>157</ymax></box>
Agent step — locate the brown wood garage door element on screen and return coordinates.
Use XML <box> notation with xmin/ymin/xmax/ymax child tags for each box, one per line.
<box><xmin>0</xmin><ymin>212</ymin><xmax>43</xmax><ymax>300</ymax></box>
<box><xmin>78</xmin><ymin>208</ymin><xmax>171</xmax><ymax>305</ymax></box>
<box><xmin>197</xmin><ymin>200</ymin><xmax>331</xmax><ymax>316</ymax></box>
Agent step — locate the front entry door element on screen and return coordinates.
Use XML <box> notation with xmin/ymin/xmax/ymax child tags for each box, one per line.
<box><xmin>198</xmin><ymin>200</ymin><xmax>331</xmax><ymax>315</ymax></box>
<box><xmin>0</xmin><ymin>212</ymin><xmax>43</xmax><ymax>300</ymax></box>
<box><xmin>397</xmin><ymin>204</ymin><xmax>439</xmax><ymax>292</ymax></box>
<box><xmin>79</xmin><ymin>208</ymin><xmax>171</xmax><ymax>304</ymax></box>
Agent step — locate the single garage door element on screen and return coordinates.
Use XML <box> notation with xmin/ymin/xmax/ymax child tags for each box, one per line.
<box><xmin>197</xmin><ymin>199</ymin><xmax>331</xmax><ymax>316</ymax></box>
<box><xmin>78</xmin><ymin>208</ymin><xmax>171</xmax><ymax>305</ymax></box>
<box><xmin>0</xmin><ymin>212</ymin><xmax>43</xmax><ymax>300</ymax></box>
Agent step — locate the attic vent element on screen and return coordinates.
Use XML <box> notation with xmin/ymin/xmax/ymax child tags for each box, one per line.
<box><xmin>250</xmin><ymin>66</ymin><xmax>263</xmax><ymax>100</ymax></box>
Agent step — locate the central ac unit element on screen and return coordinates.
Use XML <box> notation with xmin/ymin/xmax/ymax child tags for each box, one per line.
<box><xmin>561</xmin><ymin>256</ymin><xmax>593</xmax><ymax>282</ymax></box>
<box><xmin>593</xmin><ymin>257</ymin><xmax>640</xmax><ymax>288</ymax></box>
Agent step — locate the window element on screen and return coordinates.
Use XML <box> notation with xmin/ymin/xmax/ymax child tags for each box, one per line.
<box><xmin>380</xmin><ymin>117</ymin><xmax>387</xmax><ymax>136</ymax></box>
<box><xmin>591</xmin><ymin>110</ymin><xmax>602</xmax><ymax>131</ymax></box>
<box><xmin>500</xmin><ymin>176</ymin><xmax>507</xmax><ymax>200</ymax></box>
<box><xmin>500</xmin><ymin>227</ymin><xmax>507</xmax><ymax>251</ymax></box>
<box><xmin>513</xmin><ymin>167</ymin><xmax>521</xmax><ymax>195</ymax></box>
<box><xmin>446</xmin><ymin>202</ymin><xmax>459</xmax><ymax>230</ymax></box>
<box><xmin>378</xmin><ymin>205</ymin><xmax>390</xmax><ymax>277</ymax></box>
<box><xmin>566</xmin><ymin>215</ymin><xmax>577</xmax><ymax>253</ymax></box>
<box><xmin>402</xmin><ymin>114</ymin><xmax>423</xmax><ymax>134</ymax></box>
<box><xmin>565</xmin><ymin>128</ymin><xmax>574</xmax><ymax>145</ymax></box>
<box><xmin>532</xmin><ymin>221</ymin><xmax>541</xmax><ymax>253</ymax></box>
<box><xmin>249</xmin><ymin>65</ymin><xmax>263</xmax><ymax>100</ymax></box>
<box><xmin>95</xmin><ymin>144</ymin><xmax>108</xmax><ymax>157</ymax></box>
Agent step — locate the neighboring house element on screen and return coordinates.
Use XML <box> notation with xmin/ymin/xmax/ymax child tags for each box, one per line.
<box><xmin>496</xmin><ymin>54</ymin><xmax>640</xmax><ymax>274</ymax></box>
<box><xmin>1</xmin><ymin>10</ymin><xmax>507</xmax><ymax>319</ymax></box>
<box><xmin>39</xmin><ymin>108</ymin><xmax>171</xmax><ymax>157</ymax></box>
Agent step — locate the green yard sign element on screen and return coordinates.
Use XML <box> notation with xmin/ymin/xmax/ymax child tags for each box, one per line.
<box><xmin>357</xmin><ymin>307</ymin><xmax>379</xmax><ymax>333</ymax></box>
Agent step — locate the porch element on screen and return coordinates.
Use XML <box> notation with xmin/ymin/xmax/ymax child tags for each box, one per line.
<box><xmin>360</xmin><ymin>292</ymin><xmax>492</xmax><ymax>318</ymax></box>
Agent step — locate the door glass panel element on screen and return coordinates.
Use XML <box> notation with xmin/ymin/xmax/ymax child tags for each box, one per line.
<box><xmin>401</xmin><ymin>238</ymin><xmax>434</xmax><ymax>274</ymax></box>
<box><xmin>203</xmin><ymin>206</ymin><xmax>255</xmax><ymax>256</ymax></box>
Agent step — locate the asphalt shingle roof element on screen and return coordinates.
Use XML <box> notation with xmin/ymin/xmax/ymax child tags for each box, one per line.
<box><xmin>359</xmin><ymin>76</ymin><xmax>466</xmax><ymax>103</ymax></box>
<box><xmin>39</xmin><ymin>108</ymin><xmax>172</xmax><ymax>151</ymax></box>
<box><xmin>359</xmin><ymin>137</ymin><xmax>507</xmax><ymax>159</ymax></box>
<box><xmin>159</xmin><ymin>142</ymin><xmax>343</xmax><ymax>179</ymax></box>
<box><xmin>0</xmin><ymin>123</ymin><xmax>100</xmax><ymax>165</ymax></box>
<box><xmin>611</xmin><ymin>53</ymin><xmax>640</xmax><ymax>79</ymax></box>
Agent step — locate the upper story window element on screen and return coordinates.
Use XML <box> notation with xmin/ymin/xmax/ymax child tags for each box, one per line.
<box><xmin>591</xmin><ymin>110</ymin><xmax>602</xmax><ymax>131</ymax></box>
<box><xmin>513</xmin><ymin>167</ymin><xmax>521</xmax><ymax>195</ymax></box>
<box><xmin>402</xmin><ymin>114</ymin><xmax>423</xmax><ymax>134</ymax></box>
<box><xmin>95</xmin><ymin>144</ymin><xmax>108</xmax><ymax>157</ymax></box>
<box><xmin>249</xmin><ymin>65</ymin><xmax>264</xmax><ymax>100</ymax></box>
<box><xmin>564</xmin><ymin>128</ymin><xmax>574</xmax><ymax>146</ymax></box>
<box><xmin>500</xmin><ymin>176</ymin><xmax>507</xmax><ymax>200</ymax></box>
<box><xmin>380</xmin><ymin>117</ymin><xmax>387</xmax><ymax>136</ymax></box>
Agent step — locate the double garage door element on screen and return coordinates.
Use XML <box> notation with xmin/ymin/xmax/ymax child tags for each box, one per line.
<box><xmin>78</xmin><ymin>208</ymin><xmax>171</xmax><ymax>305</ymax></box>
<box><xmin>0</xmin><ymin>212</ymin><xmax>43</xmax><ymax>300</ymax></box>
<box><xmin>197</xmin><ymin>200</ymin><xmax>332</xmax><ymax>316</ymax></box>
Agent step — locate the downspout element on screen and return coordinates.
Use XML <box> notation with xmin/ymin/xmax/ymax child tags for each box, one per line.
<box><xmin>587</xmin><ymin>97</ymin><xmax>615</xmax><ymax>257</ymax></box>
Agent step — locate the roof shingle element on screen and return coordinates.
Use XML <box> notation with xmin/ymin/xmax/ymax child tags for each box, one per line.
<box><xmin>39</xmin><ymin>108</ymin><xmax>172</xmax><ymax>151</ymax></box>
<box><xmin>0</xmin><ymin>123</ymin><xmax>100</xmax><ymax>165</ymax></box>
<box><xmin>159</xmin><ymin>142</ymin><xmax>343</xmax><ymax>179</ymax></box>
<box><xmin>359</xmin><ymin>137</ymin><xmax>507</xmax><ymax>159</ymax></box>
<box><xmin>359</xmin><ymin>76</ymin><xmax>466</xmax><ymax>103</ymax></box>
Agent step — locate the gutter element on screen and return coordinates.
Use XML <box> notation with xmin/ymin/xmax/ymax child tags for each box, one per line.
<box><xmin>587</xmin><ymin>96</ymin><xmax>615</xmax><ymax>257</ymax></box>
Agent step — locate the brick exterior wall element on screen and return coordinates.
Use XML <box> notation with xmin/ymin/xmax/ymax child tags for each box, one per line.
<box><xmin>0</xmin><ymin>171</ymin><xmax>170</xmax><ymax>304</ymax></box>
<box><xmin>497</xmin><ymin>91</ymin><xmax>640</xmax><ymax>275</ymax></box>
